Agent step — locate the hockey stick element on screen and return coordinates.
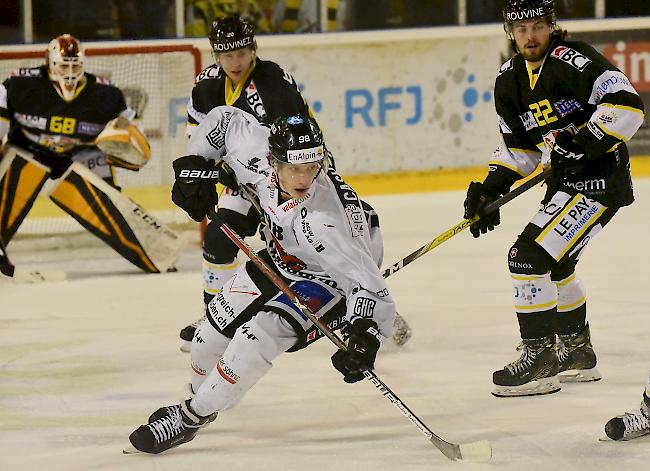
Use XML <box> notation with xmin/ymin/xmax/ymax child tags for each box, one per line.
<box><xmin>215</xmin><ymin>213</ymin><xmax>491</xmax><ymax>462</ymax></box>
<box><xmin>381</xmin><ymin>168</ymin><xmax>552</xmax><ymax>278</ymax></box>
<box><xmin>0</xmin><ymin>238</ymin><xmax>66</xmax><ymax>283</ymax></box>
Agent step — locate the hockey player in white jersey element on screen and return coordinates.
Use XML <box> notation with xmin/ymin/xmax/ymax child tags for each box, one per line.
<box><xmin>126</xmin><ymin>107</ymin><xmax>396</xmax><ymax>454</ymax></box>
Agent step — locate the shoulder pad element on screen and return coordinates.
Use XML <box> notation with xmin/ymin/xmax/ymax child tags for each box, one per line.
<box><xmin>549</xmin><ymin>44</ymin><xmax>592</xmax><ymax>72</ymax></box>
<box><xmin>195</xmin><ymin>65</ymin><xmax>221</xmax><ymax>83</ymax></box>
<box><xmin>497</xmin><ymin>58</ymin><xmax>514</xmax><ymax>77</ymax></box>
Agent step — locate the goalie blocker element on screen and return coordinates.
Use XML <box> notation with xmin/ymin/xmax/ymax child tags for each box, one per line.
<box><xmin>49</xmin><ymin>163</ymin><xmax>183</xmax><ymax>273</ymax></box>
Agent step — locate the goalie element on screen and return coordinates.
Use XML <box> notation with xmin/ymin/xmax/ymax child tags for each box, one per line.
<box><xmin>0</xmin><ymin>34</ymin><xmax>181</xmax><ymax>273</ymax></box>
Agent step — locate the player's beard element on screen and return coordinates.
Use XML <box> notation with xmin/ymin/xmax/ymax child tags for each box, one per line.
<box><xmin>520</xmin><ymin>40</ymin><xmax>550</xmax><ymax>63</ymax></box>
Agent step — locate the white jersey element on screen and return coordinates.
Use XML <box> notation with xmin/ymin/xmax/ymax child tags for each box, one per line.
<box><xmin>187</xmin><ymin>106</ymin><xmax>396</xmax><ymax>338</ymax></box>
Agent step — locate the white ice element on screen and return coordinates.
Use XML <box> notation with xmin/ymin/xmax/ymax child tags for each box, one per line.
<box><xmin>3</xmin><ymin>178</ymin><xmax>650</xmax><ymax>471</ymax></box>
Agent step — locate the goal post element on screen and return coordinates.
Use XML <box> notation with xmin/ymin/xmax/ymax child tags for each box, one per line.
<box><xmin>0</xmin><ymin>43</ymin><xmax>202</xmax><ymax>248</ymax></box>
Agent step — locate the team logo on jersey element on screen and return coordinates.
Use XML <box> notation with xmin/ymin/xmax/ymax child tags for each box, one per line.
<box><xmin>498</xmin><ymin>58</ymin><xmax>514</xmax><ymax>76</ymax></box>
<box><xmin>301</xmin><ymin>219</ymin><xmax>325</xmax><ymax>253</ymax></box>
<box><xmin>14</xmin><ymin>113</ymin><xmax>47</xmax><ymax>130</ymax></box>
<box><xmin>550</xmin><ymin>46</ymin><xmax>592</xmax><ymax>72</ymax></box>
<box><xmin>14</xmin><ymin>67</ymin><xmax>41</xmax><ymax>78</ymax></box>
<box><xmin>196</xmin><ymin>65</ymin><xmax>220</xmax><ymax>82</ymax></box>
<box><xmin>353</xmin><ymin>297</ymin><xmax>376</xmax><ymax>318</ymax></box>
<box><xmin>245</xmin><ymin>81</ymin><xmax>267</xmax><ymax>120</ymax></box>
<box><xmin>593</xmin><ymin>71</ymin><xmax>633</xmax><ymax>103</ymax></box>
<box><xmin>206</xmin><ymin>110</ymin><xmax>233</xmax><ymax>151</ymax></box>
<box><xmin>553</xmin><ymin>98</ymin><xmax>582</xmax><ymax>117</ymax></box>
<box><xmin>587</xmin><ymin>121</ymin><xmax>604</xmax><ymax>140</ymax></box>
<box><xmin>519</xmin><ymin>111</ymin><xmax>538</xmax><ymax>131</ymax></box>
<box><xmin>542</xmin><ymin>124</ymin><xmax>578</xmax><ymax>154</ymax></box>
<box><xmin>77</xmin><ymin>121</ymin><xmax>105</xmax><ymax>135</ymax></box>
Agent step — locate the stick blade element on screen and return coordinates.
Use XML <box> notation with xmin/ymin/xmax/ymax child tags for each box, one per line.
<box><xmin>11</xmin><ymin>267</ymin><xmax>67</xmax><ymax>283</ymax></box>
<box><xmin>459</xmin><ymin>439</ymin><xmax>492</xmax><ymax>462</ymax></box>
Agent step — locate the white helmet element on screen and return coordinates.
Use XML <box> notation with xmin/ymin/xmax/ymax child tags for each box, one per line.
<box><xmin>46</xmin><ymin>34</ymin><xmax>85</xmax><ymax>101</ymax></box>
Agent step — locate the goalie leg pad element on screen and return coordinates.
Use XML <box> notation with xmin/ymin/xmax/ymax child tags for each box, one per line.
<box><xmin>0</xmin><ymin>146</ymin><xmax>51</xmax><ymax>243</ymax></box>
<box><xmin>48</xmin><ymin>162</ymin><xmax>183</xmax><ymax>273</ymax></box>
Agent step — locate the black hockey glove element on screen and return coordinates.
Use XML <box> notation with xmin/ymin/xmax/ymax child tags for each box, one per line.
<box><xmin>171</xmin><ymin>155</ymin><xmax>219</xmax><ymax>222</ymax></box>
<box><xmin>216</xmin><ymin>161</ymin><xmax>239</xmax><ymax>191</ymax></box>
<box><xmin>331</xmin><ymin>319</ymin><xmax>382</xmax><ymax>383</ymax></box>
<box><xmin>463</xmin><ymin>182</ymin><xmax>501</xmax><ymax>238</ymax></box>
<box><xmin>550</xmin><ymin>131</ymin><xmax>587</xmax><ymax>181</ymax></box>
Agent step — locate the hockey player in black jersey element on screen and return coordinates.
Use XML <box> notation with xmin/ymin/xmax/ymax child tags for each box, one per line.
<box><xmin>177</xmin><ymin>14</ymin><xmax>412</xmax><ymax>351</ymax></box>
<box><xmin>0</xmin><ymin>35</ymin><xmax>182</xmax><ymax>274</ymax></box>
<box><xmin>463</xmin><ymin>0</ymin><xmax>645</xmax><ymax>397</ymax></box>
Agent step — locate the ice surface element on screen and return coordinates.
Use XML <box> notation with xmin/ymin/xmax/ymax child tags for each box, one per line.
<box><xmin>3</xmin><ymin>179</ymin><xmax>650</xmax><ymax>470</ymax></box>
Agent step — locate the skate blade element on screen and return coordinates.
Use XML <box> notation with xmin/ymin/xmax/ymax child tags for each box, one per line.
<box><xmin>492</xmin><ymin>376</ymin><xmax>561</xmax><ymax>397</ymax></box>
<box><xmin>598</xmin><ymin>433</ymin><xmax>650</xmax><ymax>442</ymax></box>
<box><xmin>559</xmin><ymin>368</ymin><xmax>602</xmax><ymax>383</ymax></box>
<box><xmin>122</xmin><ymin>444</ymin><xmax>142</xmax><ymax>454</ymax></box>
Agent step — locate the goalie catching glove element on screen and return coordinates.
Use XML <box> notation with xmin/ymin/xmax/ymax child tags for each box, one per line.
<box><xmin>172</xmin><ymin>155</ymin><xmax>220</xmax><ymax>222</ymax></box>
<box><xmin>95</xmin><ymin>117</ymin><xmax>151</xmax><ymax>170</ymax></box>
<box><xmin>331</xmin><ymin>319</ymin><xmax>382</xmax><ymax>383</ymax></box>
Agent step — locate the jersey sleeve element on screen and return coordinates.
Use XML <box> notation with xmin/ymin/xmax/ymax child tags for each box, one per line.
<box><xmin>0</xmin><ymin>79</ymin><xmax>10</xmax><ymax>141</ymax></box>
<box><xmin>491</xmin><ymin>66</ymin><xmax>543</xmax><ymax>179</ymax></box>
<box><xmin>311</xmin><ymin>209</ymin><xmax>396</xmax><ymax>340</ymax></box>
<box><xmin>561</xmin><ymin>42</ymin><xmax>645</xmax><ymax>158</ymax></box>
<box><xmin>305</xmin><ymin>177</ymin><xmax>396</xmax><ymax>339</ymax></box>
<box><xmin>186</xmin><ymin>106</ymin><xmax>269</xmax><ymax>187</ymax></box>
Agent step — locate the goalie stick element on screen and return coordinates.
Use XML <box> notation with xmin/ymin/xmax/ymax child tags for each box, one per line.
<box><xmin>215</xmin><ymin>213</ymin><xmax>491</xmax><ymax>462</ymax></box>
<box><xmin>0</xmin><ymin>239</ymin><xmax>66</xmax><ymax>283</ymax></box>
<box><xmin>382</xmin><ymin>168</ymin><xmax>552</xmax><ymax>278</ymax></box>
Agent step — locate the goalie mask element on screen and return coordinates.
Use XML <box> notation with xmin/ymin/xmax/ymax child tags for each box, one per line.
<box><xmin>46</xmin><ymin>34</ymin><xmax>86</xmax><ymax>101</ymax></box>
<box><xmin>209</xmin><ymin>14</ymin><xmax>257</xmax><ymax>63</ymax></box>
<box><xmin>268</xmin><ymin>115</ymin><xmax>327</xmax><ymax>199</ymax></box>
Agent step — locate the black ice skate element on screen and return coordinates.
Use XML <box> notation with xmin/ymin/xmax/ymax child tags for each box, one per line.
<box><xmin>556</xmin><ymin>323</ymin><xmax>601</xmax><ymax>383</ymax></box>
<box><xmin>125</xmin><ymin>399</ymin><xmax>213</xmax><ymax>454</ymax></box>
<box><xmin>492</xmin><ymin>336</ymin><xmax>560</xmax><ymax>397</ymax></box>
<box><xmin>180</xmin><ymin>314</ymin><xmax>206</xmax><ymax>353</ymax></box>
<box><xmin>148</xmin><ymin>384</ymin><xmax>217</xmax><ymax>425</ymax></box>
<box><xmin>605</xmin><ymin>410</ymin><xmax>650</xmax><ymax>441</ymax></box>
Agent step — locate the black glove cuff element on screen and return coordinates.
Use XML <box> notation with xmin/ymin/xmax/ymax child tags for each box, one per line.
<box><xmin>173</xmin><ymin>155</ymin><xmax>220</xmax><ymax>182</ymax></box>
<box><xmin>483</xmin><ymin>165</ymin><xmax>520</xmax><ymax>197</ymax></box>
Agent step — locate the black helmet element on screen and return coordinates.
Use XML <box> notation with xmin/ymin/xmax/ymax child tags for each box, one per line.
<box><xmin>269</xmin><ymin>115</ymin><xmax>326</xmax><ymax>167</ymax></box>
<box><xmin>503</xmin><ymin>0</ymin><xmax>555</xmax><ymax>24</ymax></box>
<box><xmin>209</xmin><ymin>14</ymin><xmax>256</xmax><ymax>55</ymax></box>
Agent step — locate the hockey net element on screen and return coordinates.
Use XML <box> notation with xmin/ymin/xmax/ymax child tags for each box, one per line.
<box><xmin>0</xmin><ymin>44</ymin><xmax>203</xmax><ymax>253</ymax></box>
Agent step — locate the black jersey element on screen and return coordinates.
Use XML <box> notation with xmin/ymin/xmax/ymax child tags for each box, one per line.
<box><xmin>0</xmin><ymin>66</ymin><xmax>130</xmax><ymax>173</ymax></box>
<box><xmin>186</xmin><ymin>58</ymin><xmax>312</xmax><ymax>132</ymax></box>
<box><xmin>490</xmin><ymin>39</ymin><xmax>645</xmax><ymax>207</ymax></box>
